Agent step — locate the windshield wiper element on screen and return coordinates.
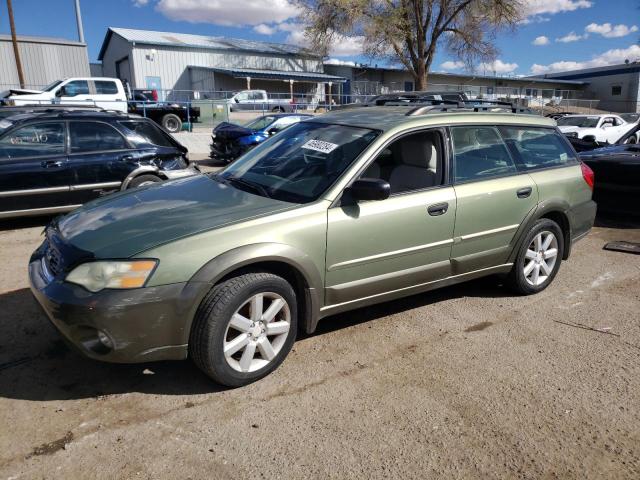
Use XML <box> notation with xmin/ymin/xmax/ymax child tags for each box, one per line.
<box><xmin>224</xmin><ymin>175</ymin><xmax>272</xmax><ymax>198</ymax></box>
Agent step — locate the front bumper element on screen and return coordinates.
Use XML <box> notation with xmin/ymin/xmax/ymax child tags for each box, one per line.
<box><xmin>29</xmin><ymin>250</ymin><xmax>192</xmax><ymax>363</ymax></box>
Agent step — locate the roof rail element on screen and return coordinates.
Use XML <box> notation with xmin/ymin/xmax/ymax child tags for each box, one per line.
<box><xmin>403</xmin><ymin>100</ymin><xmax>534</xmax><ymax>116</ymax></box>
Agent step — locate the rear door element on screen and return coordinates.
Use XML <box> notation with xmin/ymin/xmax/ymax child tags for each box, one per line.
<box><xmin>0</xmin><ymin>121</ymin><xmax>74</xmax><ymax>216</ymax></box>
<box><xmin>66</xmin><ymin>121</ymin><xmax>134</xmax><ymax>204</ymax></box>
<box><xmin>449</xmin><ymin>125</ymin><xmax>538</xmax><ymax>274</ymax></box>
<box><xmin>93</xmin><ymin>80</ymin><xmax>127</xmax><ymax>112</ymax></box>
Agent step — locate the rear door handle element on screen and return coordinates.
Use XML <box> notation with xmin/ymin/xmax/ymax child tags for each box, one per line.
<box><xmin>427</xmin><ymin>202</ymin><xmax>449</xmax><ymax>216</ymax></box>
<box><xmin>517</xmin><ymin>187</ymin><xmax>532</xmax><ymax>198</ymax></box>
<box><xmin>41</xmin><ymin>160</ymin><xmax>63</xmax><ymax>168</ymax></box>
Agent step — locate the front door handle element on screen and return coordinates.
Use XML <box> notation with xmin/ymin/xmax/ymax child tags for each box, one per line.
<box><xmin>427</xmin><ymin>202</ymin><xmax>449</xmax><ymax>216</ymax></box>
<box><xmin>41</xmin><ymin>160</ymin><xmax>63</xmax><ymax>168</ymax></box>
<box><xmin>120</xmin><ymin>155</ymin><xmax>134</xmax><ymax>162</ymax></box>
<box><xmin>517</xmin><ymin>187</ymin><xmax>532</xmax><ymax>198</ymax></box>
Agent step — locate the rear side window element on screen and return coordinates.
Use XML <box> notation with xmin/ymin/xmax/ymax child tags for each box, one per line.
<box><xmin>451</xmin><ymin>126</ymin><xmax>517</xmax><ymax>182</ymax></box>
<box><xmin>499</xmin><ymin>127</ymin><xmax>576</xmax><ymax>171</ymax></box>
<box><xmin>70</xmin><ymin>122</ymin><xmax>128</xmax><ymax>152</ymax></box>
<box><xmin>0</xmin><ymin>122</ymin><xmax>65</xmax><ymax>158</ymax></box>
<box><xmin>119</xmin><ymin>121</ymin><xmax>174</xmax><ymax>147</ymax></box>
<box><xmin>94</xmin><ymin>81</ymin><xmax>119</xmax><ymax>94</ymax></box>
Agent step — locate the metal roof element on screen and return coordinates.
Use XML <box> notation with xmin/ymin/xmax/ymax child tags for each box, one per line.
<box><xmin>189</xmin><ymin>66</ymin><xmax>345</xmax><ymax>83</ymax></box>
<box><xmin>0</xmin><ymin>34</ymin><xmax>86</xmax><ymax>47</ymax></box>
<box><xmin>99</xmin><ymin>27</ymin><xmax>316</xmax><ymax>60</ymax></box>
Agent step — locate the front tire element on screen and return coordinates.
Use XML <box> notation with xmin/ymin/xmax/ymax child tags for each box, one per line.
<box><xmin>127</xmin><ymin>174</ymin><xmax>161</xmax><ymax>188</ymax></box>
<box><xmin>189</xmin><ymin>272</ymin><xmax>297</xmax><ymax>387</ymax></box>
<box><xmin>507</xmin><ymin>218</ymin><xmax>564</xmax><ymax>295</ymax></box>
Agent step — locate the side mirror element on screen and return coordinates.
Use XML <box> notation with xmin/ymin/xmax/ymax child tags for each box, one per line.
<box><xmin>346</xmin><ymin>178</ymin><xmax>390</xmax><ymax>202</ymax></box>
<box><xmin>582</xmin><ymin>135</ymin><xmax>596</xmax><ymax>143</ymax></box>
<box><xmin>234</xmin><ymin>98</ymin><xmax>240</xmax><ymax>103</ymax></box>
<box><xmin>55</xmin><ymin>87</ymin><xmax>66</xmax><ymax>98</ymax></box>
<box><xmin>267</xmin><ymin>127</ymin><xmax>279</xmax><ymax>136</ymax></box>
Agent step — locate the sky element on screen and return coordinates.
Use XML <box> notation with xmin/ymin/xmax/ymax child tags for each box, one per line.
<box><xmin>0</xmin><ymin>0</ymin><xmax>638</xmax><ymax>76</ymax></box>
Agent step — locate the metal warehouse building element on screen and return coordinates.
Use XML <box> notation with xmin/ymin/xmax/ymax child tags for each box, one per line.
<box><xmin>98</xmin><ymin>27</ymin><xmax>345</xmax><ymax>101</ymax></box>
<box><xmin>0</xmin><ymin>34</ymin><xmax>90</xmax><ymax>90</ymax></box>
<box><xmin>531</xmin><ymin>62</ymin><xmax>640</xmax><ymax>113</ymax></box>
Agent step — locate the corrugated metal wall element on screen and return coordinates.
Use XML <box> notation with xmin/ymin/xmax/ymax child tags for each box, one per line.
<box><xmin>128</xmin><ymin>44</ymin><xmax>323</xmax><ymax>91</ymax></box>
<box><xmin>0</xmin><ymin>37</ymin><xmax>90</xmax><ymax>90</ymax></box>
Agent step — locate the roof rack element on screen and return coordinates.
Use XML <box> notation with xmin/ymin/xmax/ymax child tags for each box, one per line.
<box><xmin>404</xmin><ymin>100</ymin><xmax>534</xmax><ymax>116</ymax></box>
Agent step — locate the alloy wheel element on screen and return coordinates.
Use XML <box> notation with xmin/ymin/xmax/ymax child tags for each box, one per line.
<box><xmin>223</xmin><ymin>292</ymin><xmax>291</xmax><ymax>373</ymax></box>
<box><xmin>523</xmin><ymin>230</ymin><xmax>559</xmax><ymax>286</ymax></box>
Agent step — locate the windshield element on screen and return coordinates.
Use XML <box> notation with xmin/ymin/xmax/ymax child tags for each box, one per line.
<box><xmin>42</xmin><ymin>80</ymin><xmax>63</xmax><ymax>92</ymax></box>
<box><xmin>217</xmin><ymin>121</ymin><xmax>378</xmax><ymax>204</ymax></box>
<box><xmin>557</xmin><ymin>116</ymin><xmax>599</xmax><ymax>128</ymax></box>
<box><xmin>244</xmin><ymin>116</ymin><xmax>276</xmax><ymax>130</ymax></box>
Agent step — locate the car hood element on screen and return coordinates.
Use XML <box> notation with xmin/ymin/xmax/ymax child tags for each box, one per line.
<box><xmin>213</xmin><ymin>122</ymin><xmax>258</xmax><ymax>139</ymax></box>
<box><xmin>558</xmin><ymin>126</ymin><xmax>588</xmax><ymax>133</ymax></box>
<box><xmin>54</xmin><ymin>174</ymin><xmax>294</xmax><ymax>259</ymax></box>
<box><xmin>579</xmin><ymin>144</ymin><xmax>627</xmax><ymax>158</ymax></box>
<box><xmin>1</xmin><ymin>88</ymin><xmax>44</xmax><ymax>98</ymax></box>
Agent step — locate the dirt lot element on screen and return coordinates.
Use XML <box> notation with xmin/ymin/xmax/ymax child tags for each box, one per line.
<box><xmin>0</xmin><ymin>213</ymin><xmax>639</xmax><ymax>480</ymax></box>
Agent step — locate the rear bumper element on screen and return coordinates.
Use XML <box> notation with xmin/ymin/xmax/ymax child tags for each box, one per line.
<box><xmin>29</xmin><ymin>252</ymin><xmax>191</xmax><ymax>363</ymax></box>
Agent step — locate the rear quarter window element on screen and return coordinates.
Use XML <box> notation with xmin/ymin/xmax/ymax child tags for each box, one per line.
<box><xmin>119</xmin><ymin>120</ymin><xmax>175</xmax><ymax>148</ymax></box>
<box><xmin>499</xmin><ymin>127</ymin><xmax>577</xmax><ymax>171</ymax></box>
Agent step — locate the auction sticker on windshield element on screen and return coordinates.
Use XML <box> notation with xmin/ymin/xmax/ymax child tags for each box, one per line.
<box><xmin>302</xmin><ymin>139</ymin><xmax>339</xmax><ymax>154</ymax></box>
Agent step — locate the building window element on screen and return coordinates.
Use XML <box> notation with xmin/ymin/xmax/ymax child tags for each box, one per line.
<box><xmin>611</xmin><ymin>85</ymin><xmax>622</xmax><ymax>96</ymax></box>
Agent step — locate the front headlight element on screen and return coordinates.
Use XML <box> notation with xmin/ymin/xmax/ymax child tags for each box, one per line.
<box><xmin>66</xmin><ymin>260</ymin><xmax>158</xmax><ymax>292</ymax></box>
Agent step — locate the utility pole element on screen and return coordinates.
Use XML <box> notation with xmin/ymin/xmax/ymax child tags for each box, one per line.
<box><xmin>6</xmin><ymin>0</ymin><xmax>25</xmax><ymax>88</ymax></box>
<box><xmin>74</xmin><ymin>0</ymin><xmax>85</xmax><ymax>43</ymax></box>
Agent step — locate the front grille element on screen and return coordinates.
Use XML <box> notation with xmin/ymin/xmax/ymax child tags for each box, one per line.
<box><xmin>44</xmin><ymin>243</ymin><xmax>63</xmax><ymax>277</ymax></box>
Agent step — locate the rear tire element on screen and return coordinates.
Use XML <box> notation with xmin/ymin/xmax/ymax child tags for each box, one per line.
<box><xmin>507</xmin><ymin>218</ymin><xmax>564</xmax><ymax>295</ymax></box>
<box><xmin>272</xmin><ymin>106</ymin><xmax>285</xmax><ymax>113</ymax></box>
<box><xmin>127</xmin><ymin>174</ymin><xmax>161</xmax><ymax>189</ymax></box>
<box><xmin>189</xmin><ymin>272</ymin><xmax>297</xmax><ymax>387</ymax></box>
<box><xmin>162</xmin><ymin>113</ymin><xmax>182</xmax><ymax>133</ymax></box>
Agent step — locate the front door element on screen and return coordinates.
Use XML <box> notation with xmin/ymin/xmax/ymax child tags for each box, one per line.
<box><xmin>325</xmin><ymin>129</ymin><xmax>456</xmax><ymax>307</ymax></box>
<box><xmin>56</xmin><ymin>80</ymin><xmax>94</xmax><ymax>107</ymax></box>
<box><xmin>449</xmin><ymin>125</ymin><xmax>538</xmax><ymax>273</ymax></box>
<box><xmin>0</xmin><ymin>121</ymin><xmax>74</xmax><ymax>216</ymax></box>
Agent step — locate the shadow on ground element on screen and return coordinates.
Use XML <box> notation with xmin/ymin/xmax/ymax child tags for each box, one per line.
<box><xmin>0</xmin><ymin>276</ymin><xmax>509</xmax><ymax>401</ymax></box>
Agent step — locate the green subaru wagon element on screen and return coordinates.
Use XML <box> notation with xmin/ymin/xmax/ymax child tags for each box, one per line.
<box><xmin>29</xmin><ymin>105</ymin><xmax>597</xmax><ymax>386</ymax></box>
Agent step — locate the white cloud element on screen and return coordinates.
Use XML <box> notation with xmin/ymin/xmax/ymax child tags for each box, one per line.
<box><xmin>478</xmin><ymin>59</ymin><xmax>519</xmax><ymax>74</ymax></box>
<box><xmin>132</xmin><ymin>0</ymin><xmax>149</xmax><ymax>6</ymax></box>
<box><xmin>440</xmin><ymin>60</ymin><xmax>465</xmax><ymax>70</ymax></box>
<box><xmin>556</xmin><ymin>31</ymin><xmax>587</xmax><ymax>43</ymax></box>
<box><xmin>585</xmin><ymin>23</ymin><xmax>639</xmax><ymax>38</ymax></box>
<box><xmin>253</xmin><ymin>24</ymin><xmax>275</xmax><ymax>35</ymax></box>
<box><xmin>531</xmin><ymin>44</ymin><xmax>640</xmax><ymax>74</ymax></box>
<box><xmin>156</xmin><ymin>0</ymin><xmax>300</xmax><ymax>27</ymax></box>
<box><xmin>284</xmin><ymin>29</ymin><xmax>363</xmax><ymax>56</ymax></box>
<box><xmin>523</xmin><ymin>0</ymin><xmax>592</xmax><ymax>16</ymax></box>
<box><xmin>532</xmin><ymin>36</ymin><xmax>550</xmax><ymax>45</ymax></box>
<box><xmin>324</xmin><ymin>58</ymin><xmax>356</xmax><ymax>66</ymax></box>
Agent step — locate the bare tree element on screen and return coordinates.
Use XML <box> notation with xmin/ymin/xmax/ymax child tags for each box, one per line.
<box><xmin>297</xmin><ymin>0</ymin><xmax>522</xmax><ymax>90</ymax></box>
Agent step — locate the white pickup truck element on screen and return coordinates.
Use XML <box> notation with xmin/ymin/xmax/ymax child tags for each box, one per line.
<box><xmin>227</xmin><ymin>90</ymin><xmax>295</xmax><ymax>113</ymax></box>
<box><xmin>1</xmin><ymin>77</ymin><xmax>128</xmax><ymax>113</ymax></box>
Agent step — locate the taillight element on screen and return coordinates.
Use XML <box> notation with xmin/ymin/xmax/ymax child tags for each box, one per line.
<box><xmin>580</xmin><ymin>162</ymin><xmax>594</xmax><ymax>190</ymax></box>
<box><xmin>151</xmin><ymin>89</ymin><xmax>158</xmax><ymax>101</ymax></box>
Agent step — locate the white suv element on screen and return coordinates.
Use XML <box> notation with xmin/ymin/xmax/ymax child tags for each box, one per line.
<box><xmin>556</xmin><ymin>114</ymin><xmax>631</xmax><ymax>143</ymax></box>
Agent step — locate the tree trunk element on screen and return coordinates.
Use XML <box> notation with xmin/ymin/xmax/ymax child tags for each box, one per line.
<box><xmin>415</xmin><ymin>61</ymin><xmax>427</xmax><ymax>90</ymax></box>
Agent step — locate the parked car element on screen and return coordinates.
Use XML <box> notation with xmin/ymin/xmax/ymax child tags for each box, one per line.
<box><xmin>579</xmin><ymin>121</ymin><xmax>640</xmax><ymax>214</ymax></box>
<box><xmin>128</xmin><ymin>89</ymin><xmax>200</xmax><ymax>133</ymax></box>
<box><xmin>227</xmin><ymin>90</ymin><xmax>295</xmax><ymax>113</ymax></box>
<box><xmin>29</xmin><ymin>105</ymin><xmax>595</xmax><ymax>387</ymax></box>
<box><xmin>545</xmin><ymin>111</ymin><xmax>579</xmax><ymax>120</ymax></box>
<box><xmin>557</xmin><ymin>114</ymin><xmax>631</xmax><ymax>143</ymax></box>
<box><xmin>0</xmin><ymin>110</ymin><xmax>199</xmax><ymax>219</ymax></box>
<box><xmin>210</xmin><ymin>113</ymin><xmax>312</xmax><ymax>162</ymax></box>
<box><xmin>1</xmin><ymin>78</ymin><xmax>128</xmax><ymax>113</ymax></box>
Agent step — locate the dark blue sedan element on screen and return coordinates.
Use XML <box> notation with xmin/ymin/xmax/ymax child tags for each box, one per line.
<box><xmin>210</xmin><ymin>113</ymin><xmax>312</xmax><ymax>162</ymax></box>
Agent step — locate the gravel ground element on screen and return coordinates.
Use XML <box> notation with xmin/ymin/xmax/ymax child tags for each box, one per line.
<box><xmin>0</xmin><ymin>212</ymin><xmax>638</xmax><ymax>480</ymax></box>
